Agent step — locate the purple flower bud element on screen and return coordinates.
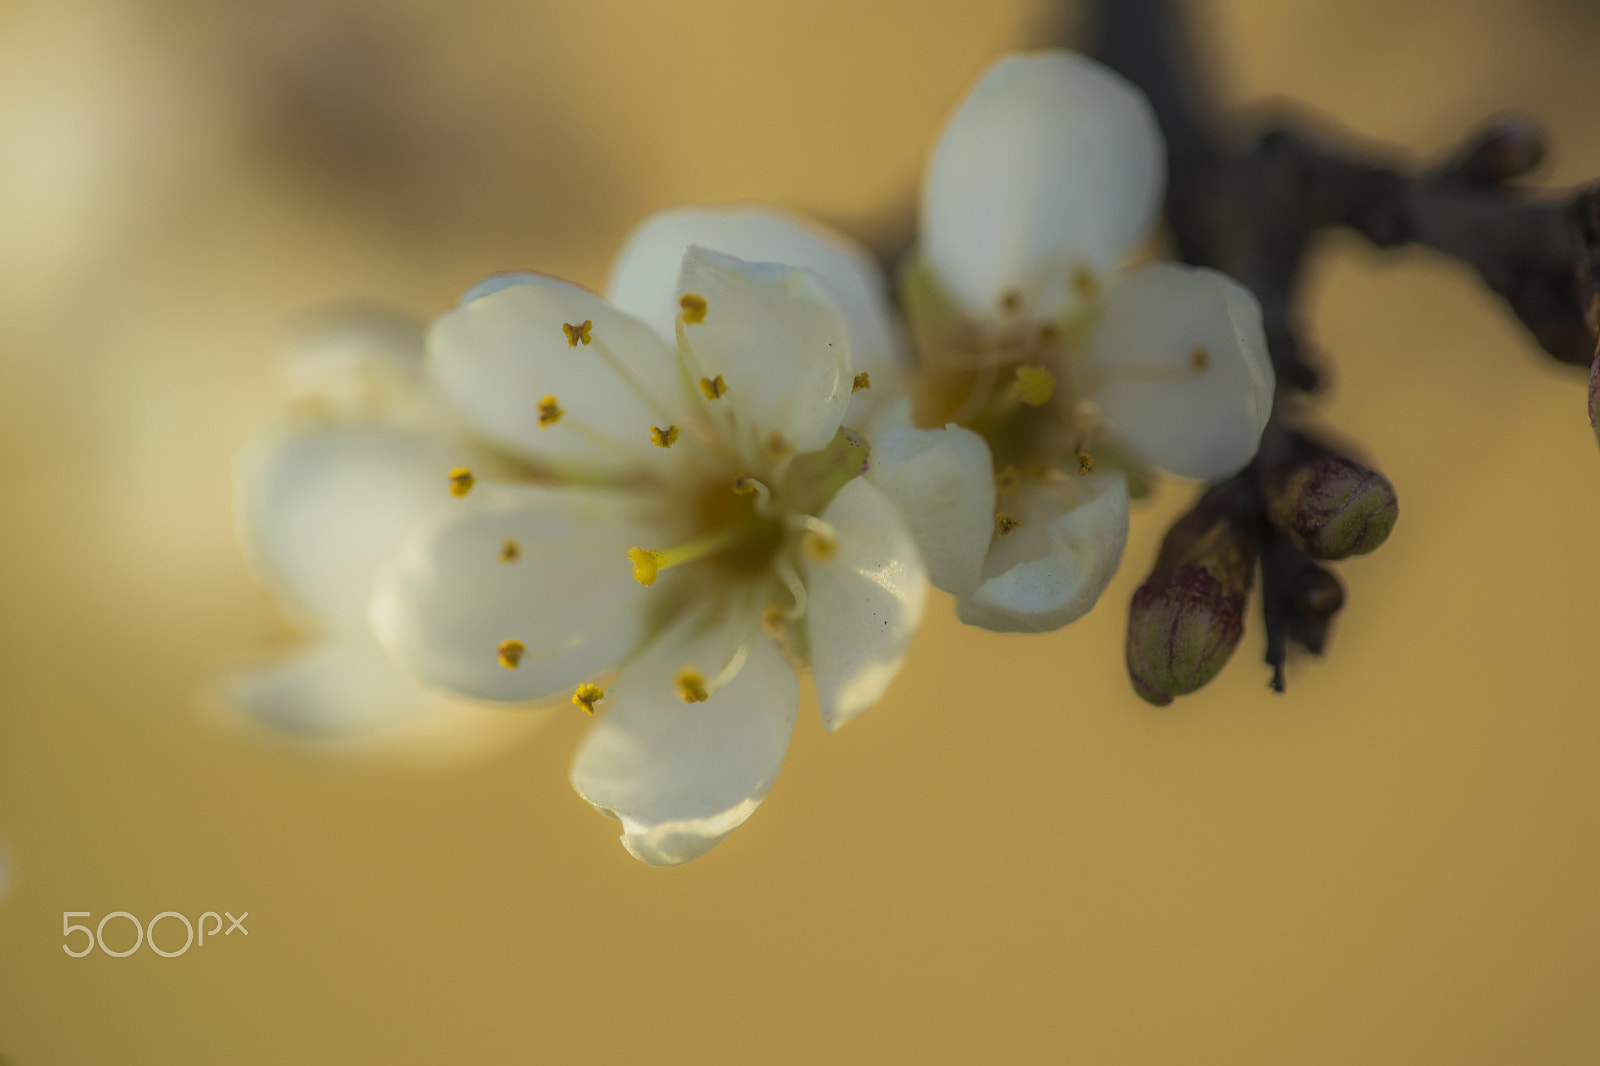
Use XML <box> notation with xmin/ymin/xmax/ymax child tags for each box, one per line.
<box><xmin>1126</xmin><ymin>565</ymin><xmax>1248</xmax><ymax>707</ymax></box>
<box><xmin>1589</xmin><ymin>352</ymin><xmax>1599</xmax><ymax>449</ymax></box>
<box><xmin>1125</xmin><ymin>479</ymin><xmax>1258</xmax><ymax>706</ymax></box>
<box><xmin>1265</xmin><ymin>454</ymin><xmax>1398</xmax><ymax>561</ymax></box>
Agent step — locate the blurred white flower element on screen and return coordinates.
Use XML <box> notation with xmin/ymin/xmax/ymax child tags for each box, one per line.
<box><xmin>224</xmin><ymin>308</ymin><xmax>532</xmax><ymax>762</ymax></box>
<box><xmin>371</xmin><ymin>246</ymin><xmax>925</xmax><ymax>865</ymax></box>
<box><xmin>868</xmin><ymin>50</ymin><xmax>1274</xmax><ymax>632</ymax></box>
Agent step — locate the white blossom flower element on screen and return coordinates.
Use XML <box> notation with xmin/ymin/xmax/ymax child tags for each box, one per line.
<box><xmin>224</xmin><ymin>308</ymin><xmax>533</xmax><ymax>761</ymax></box>
<box><xmin>605</xmin><ymin>204</ymin><xmax>907</xmax><ymax>425</ymax></box>
<box><xmin>867</xmin><ymin>50</ymin><xmax>1274</xmax><ymax>633</ymax></box>
<box><xmin>370</xmin><ymin>246</ymin><xmax>926</xmax><ymax>864</ymax></box>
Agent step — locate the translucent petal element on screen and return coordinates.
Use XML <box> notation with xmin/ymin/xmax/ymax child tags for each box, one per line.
<box><xmin>802</xmin><ymin>478</ymin><xmax>927</xmax><ymax>732</ymax></box>
<box><xmin>863</xmin><ymin>398</ymin><xmax>996</xmax><ymax>597</ymax></box>
<box><xmin>224</xmin><ymin>634</ymin><xmax>455</xmax><ymax>738</ymax></box>
<box><xmin>922</xmin><ymin>50</ymin><xmax>1165</xmax><ymax>317</ymax></box>
<box><xmin>427</xmin><ymin>276</ymin><xmax>692</xmax><ymax>476</ymax></box>
<box><xmin>370</xmin><ymin>484</ymin><xmax>658</xmax><ymax>703</ymax></box>
<box><xmin>218</xmin><ymin>635</ymin><xmax>533</xmax><ymax>762</ymax></box>
<box><xmin>571</xmin><ymin>617</ymin><xmax>798</xmax><ymax>866</ymax></box>
<box><xmin>1088</xmin><ymin>262</ymin><xmax>1275</xmax><ymax>480</ymax></box>
<box><xmin>957</xmin><ymin>473</ymin><xmax>1130</xmax><ymax>633</ymax></box>
<box><xmin>237</xmin><ymin>424</ymin><xmax>459</xmax><ymax>628</ymax></box>
<box><xmin>676</xmin><ymin>246</ymin><xmax>852</xmax><ymax>455</ymax></box>
<box><xmin>606</xmin><ymin>205</ymin><xmax>905</xmax><ymax>425</ymax></box>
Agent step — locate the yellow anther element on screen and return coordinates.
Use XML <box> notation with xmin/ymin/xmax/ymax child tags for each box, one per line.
<box><xmin>571</xmin><ymin>683</ymin><xmax>604</xmax><ymax>715</ymax></box>
<box><xmin>699</xmin><ymin>375</ymin><xmax>727</xmax><ymax>400</ymax></box>
<box><xmin>1072</xmin><ymin>267</ymin><xmax>1100</xmax><ymax>300</ymax></box>
<box><xmin>994</xmin><ymin>465</ymin><xmax>1020</xmax><ymax>497</ymax></box>
<box><xmin>1190</xmin><ymin>345</ymin><xmax>1211</xmax><ymax>371</ymax></box>
<box><xmin>1000</xmin><ymin>289</ymin><xmax>1022</xmax><ymax>313</ymax></box>
<box><xmin>995</xmin><ymin>511</ymin><xmax>1020</xmax><ymax>536</ymax></box>
<box><xmin>537</xmin><ymin>395</ymin><xmax>565</xmax><ymax>428</ymax></box>
<box><xmin>497</xmin><ymin>639</ymin><xmax>526</xmax><ymax>670</ymax></box>
<box><xmin>448</xmin><ymin>467</ymin><xmax>476</xmax><ymax>497</ymax></box>
<box><xmin>852</xmin><ymin>372</ymin><xmax>871</xmax><ymax>393</ymax></box>
<box><xmin>802</xmin><ymin>528</ymin><xmax>838</xmax><ymax>561</ymax></box>
<box><xmin>649</xmin><ymin>424</ymin><xmax>681</xmax><ymax>449</ymax></box>
<box><xmin>1013</xmin><ymin>365</ymin><xmax>1056</xmax><ymax>406</ymax></box>
<box><xmin>562</xmin><ymin>320</ymin><xmax>593</xmax><ymax>347</ymax></box>
<box><xmin>679</xmin><ymin>293</ymin><xmax>708</xmax><ymax>324</ymax></box>
<box><xmin>627</xmin><ymin>547</ymin><xmax>662</xmax><ymax>586</ymax></box>
<box><xmin>675</xmin><ymin>667</ymin><xmax>710</xmax><ymax>704</ymax></box>
<box><xmin>628</xmin><ymin>528</ymin><xmax>744</xmax><ymax>586</ymax></box>
<box><xmin>762</xmin><ymin>605</ymin><xmax>787</xmax><ymax>633</ymax></box>
<box><xmin>499</xmin><ymin>537</ymin><xmax>521</xmax><ymax>563</ymax></box>
<box><xmin>732</xmin><ymin>475</ymin><xmax>757</xmax><ymax>495</ymax></box>
<box><xmin>1077</xmin><ymin>452</ymin><xmax>1095</xmax><ymax>476</ymax></box>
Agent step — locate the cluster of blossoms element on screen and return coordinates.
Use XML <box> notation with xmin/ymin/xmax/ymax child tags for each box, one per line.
<box><xmin>230</xmin><ymin>50</ymin><xmax>1275</xmax><ymax>864</ymax></box>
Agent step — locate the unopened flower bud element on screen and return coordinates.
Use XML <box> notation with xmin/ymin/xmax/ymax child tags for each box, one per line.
<box><xmin>1286</xmin><ymin>561</ymin><xmax>1344</xmax><ymax>656</ymax></box>
<box><xmin>1126</xmin><ymin>479</ymin><xmax>1258</xmax><ymax>707</ymax></box>
<box><xmin>1589</xmin><ymin>352</ymin><xmax>1599</xmax><ymax>450</ymax></box>
<box><xmin>1263</xmin><ymin>441</ymin><xmax>1398</xmax><ymax>561</ymax></box>
<box><xmin>1444</xmin><ymin>117</ymin><xmax>1546</xmax><ymax>184</ymax></box>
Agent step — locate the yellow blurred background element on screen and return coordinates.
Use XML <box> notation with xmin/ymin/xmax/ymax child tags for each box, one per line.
<box><xmin>2</xmin><ymin>0</ymin><xmax>1597</xmax><ymax>1061</ymax></box>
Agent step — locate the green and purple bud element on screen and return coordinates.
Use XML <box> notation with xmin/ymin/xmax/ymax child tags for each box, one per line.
<box><xmin>1589</xmin><ymin>352</ymin><xmax>1599</xmax><ymax>450</ymax></box>
<box><xmin>1126</xmin><ymin>479</ymin><xmax>1259</xmax><ymax>707</ymax></box>
<box><xmin>1263</xmin><ymin>441</ymin><xmax>1398</xmax><ymax>561</ymax></box>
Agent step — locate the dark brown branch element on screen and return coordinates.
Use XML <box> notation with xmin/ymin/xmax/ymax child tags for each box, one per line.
<box><xmin>1087</xmin><ymin>0</ymin><xmax>1600</xmax><ymax>695</ymax></box>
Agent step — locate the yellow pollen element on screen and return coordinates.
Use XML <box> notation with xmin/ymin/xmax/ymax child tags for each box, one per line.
<box><xmin>499</xmin><ymin>537</ymin><xmax>521</xmax><ymax>563</ymax></box>
<box><xmin>852</xmin><ymin>372</ymin><xmax>871</xmax><ymax>393</ymax></box>
<box><xmin>1078</xmin><ymin>452</ymin><xmax>1095</xmax><ymax>476</ymax></box>
<box><xmin>699</xmin><ymin>375</ymin><xmax>727</xmax><ymax>400</ymax></box>
<box><xmin>537</xmin><ymin>395</ymin><xmax>565</xmax><ymax>428</ymax></box>
<box><xmin>995</xmin><ymin>511</ymin><xmax>1020</xmax><ymax>536</ymax></box>
<box><xmin>649</xmin><ymin>424</ymin><xmax>680</xmax><ymax>448</ymax></box>
<box><xmin>627</xmin><ymin>547</ymin><xmax>661</xmax><ymax>586</ymax></box>
<box><xmin>679</xmin><ymin>293</ymin><xmax>708</xmax><ymax>324</ymax></box>
<box><xmin>732</xmin><ymin>475</ymin><xmax>757</xmax><ymax>496</ymax></box>
<box><xmin>994</xmin><ymin>465</ymin><xmax>1020</xmax><ymax>497</ymax></box>
<box><xmin>1000</xmin><ymin>289</ymin><xmax>1022</xmax><ymax>313</ymax></box>
<box><xmin>562</xmin><ymin>320</ymin><xmax>593</xmax><ymax>347</ymax></box>
<box><xmin>571</xmin><ymin>683</ymin><xmax>604</xmax><ymax>715</ymax></box>
<box><xmin>1013</xmin><ymin>365</ymin><xmax>1056</xmax><ymax>406</ymax></box>
<box><xmin>448</xmin><ymin>467</ymin><xmax>475</xmax><ymax>497</ymax></box>
<box><xmin>1073</xmin><ymin>267</ymin><xmax>1100</xmax><ymax>300</ymax></box>
<box><xmin>496</xmin><ymin>639</ymin><xmax>525</xmax><ymax>670</ymax></box>
<box><xmin>803</xmin><ymin>528</ymin><xmax>838</xmax><ymax>561</ymax></box>
<box><xmin>1190</xmin><ymin>345</ymin><xmax>1211</xmax><ymax>371</ymax></box>
<box><xmin>675</xmin><ymin>667</ymin><xmax>709</xmax><ymax>703</ymax></box>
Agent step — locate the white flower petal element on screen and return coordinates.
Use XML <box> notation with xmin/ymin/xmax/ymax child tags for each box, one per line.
<box><xmin>224</xmin><ymin>634</ymin><xmax>454</xmax><ymax>738</ymax></box>
<box><xmin>676</xmin><ymin>246</ymin><xmax>852</xmax><ymax>454</ymax></box>
<box><xmin>958</xmin><ymin>473</ymin><xmax>1130</xmax><ymax>633</ymax></box>
<box><xmin>922</xmin><ymin>50</ymin><xmax>1165</xmax><ymax>317</ymax></box>
<box><xmin>370</xmin><ymin>484</ymin><xmax>658</xmax><ymax>703</ymax></box>
<box><xmin>1088</xmin><ymin>262</ymin><xmax>1274</xmax><ymax>480</ymax></box>
<box><xmin>280</xmin><ymin>304</ymin><xmax>426</xmax><ymax>409</ymax></box>
<box><xmin>802</xmin><ymin>478</ymin><xmax>927</xmax><ymax>732</ymax></box>
<box><xmin>607</xmin><ymin>205</ymin><xmax>905</xmax><ymax>425</ymax></box>
<box><xmin>863</xmin><ymin>397</ymin><xmax>996</xmax><ymax>597</ymax></box>
<box><xmin>427</xmin><ymin>276</ymin><xmax>692</xmax><ymax>475</ymax></box>
<box><xmin>237</xmin><ymin>424</ymin><xmax>458</xmax><ymax>627</ymax></box>
<box><xmin>571</xmin><ymin>620</ymin><xmax>798</xmax><ymax>866</ymax></box>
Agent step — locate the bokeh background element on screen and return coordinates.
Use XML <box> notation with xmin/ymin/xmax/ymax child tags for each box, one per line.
<box><xmin>2</xmin><ymin>0</ymin><xmax>1598</xmax><ymax>1061</ymax></box>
